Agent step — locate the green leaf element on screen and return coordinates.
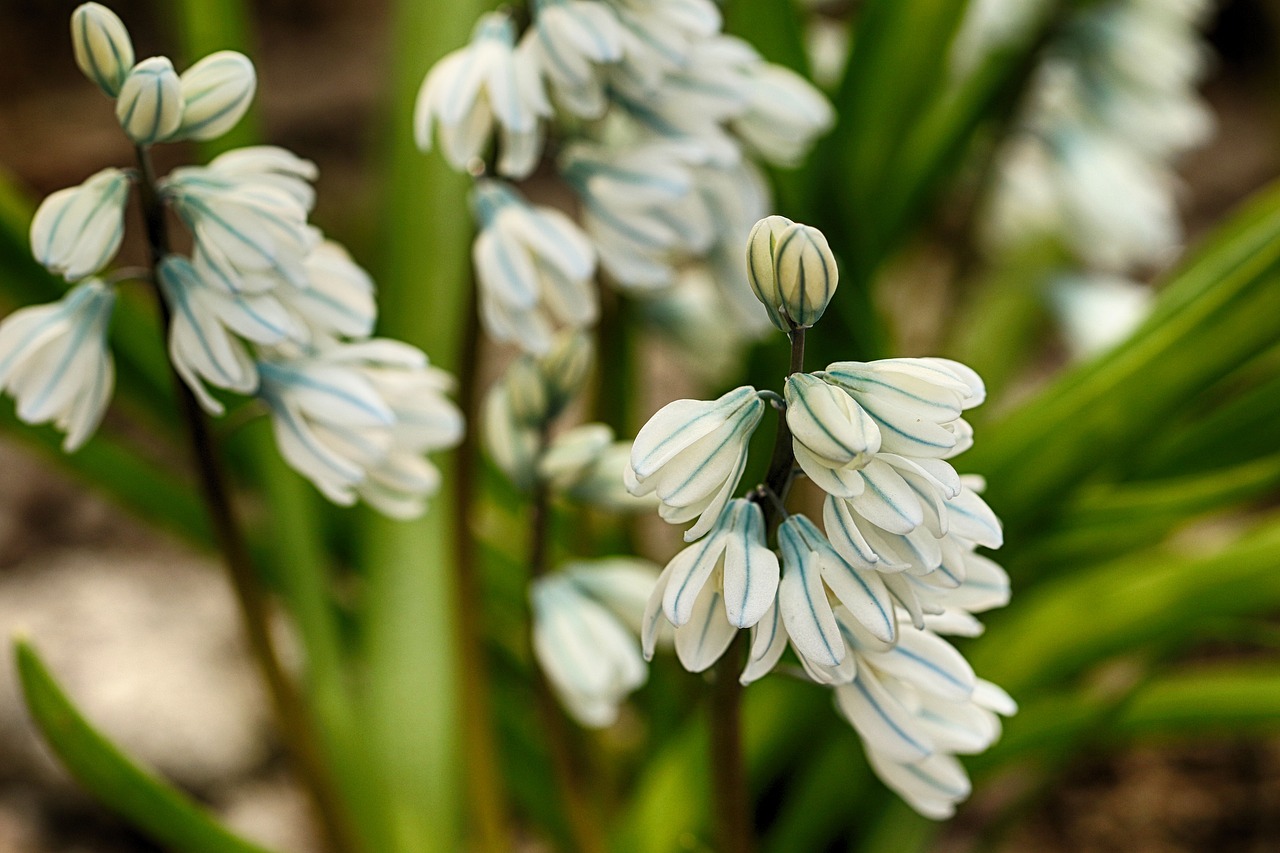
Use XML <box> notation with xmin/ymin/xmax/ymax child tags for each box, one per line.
<box><xmin>15</xmin><ymin>639</ymin><xmax>276</xmax><ymax>853</ymax></box>
<box><xmin>969</xmin><ymin>181</ymin><xmax>1280</xmax><ymax>536</ymax></box>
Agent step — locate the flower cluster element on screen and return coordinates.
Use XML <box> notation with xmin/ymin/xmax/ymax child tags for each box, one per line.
<box><xmin>1</xmin><ymin>3</ymin><xmax>461</xmax><ymax>517</ymax></box>
<box><xmin>416</xmin><ymin>0</ymin><xmax>835</xmax><ymax>355</ymax></box>
<box><xmin>960</xmin><ymin>0</ymin><xmax>1213</xmax><ymax>273</ymax></box>
<box><xmin>630</xmin><ymin>217</ymin><xmax>1015</xmax><ymax>818</ymax></box>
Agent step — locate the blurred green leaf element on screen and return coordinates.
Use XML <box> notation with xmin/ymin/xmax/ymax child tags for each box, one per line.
<box><xmin>969</xmin><ymin>181</ymin><xmax>1280</xmax><ymax>536</ymax></box>
<box><xmin>15</xmin><ymin>639</ymin><xmax>275</xmax><ymax>853</ymax></box>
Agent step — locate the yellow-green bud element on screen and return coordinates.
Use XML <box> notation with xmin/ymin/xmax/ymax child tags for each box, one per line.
<box><xmin>504</xmin><ymin>357</ymin><xmax>549</xmax><ymax>425</ymax></box>
<box><xmin>540</xmin><ymin>330</ymin><xmax>594</xmax><ymax>416</ymax></box>
<box><xmin>745</xmin><ymin>215</ymin><xmax>793</xmax><ymax>331</ymax></box>
<box><xmin>71</xmin><ymin>3</ymin><xmax>134</xmax><ymax>97</ymax></box>
<box><xmin>115</xmin><ymin>56</ymin><xmax>183</xmax><ymax>145</ymax></box>
<box><xmin>774</xmin><ymin>222</ymin><xmax>837</xmax><ymax>329</ymax></box>
<box><xmin>176</xmin><ymin>51</ymin><xmax>256</xmax><ymax>141</ymax></box>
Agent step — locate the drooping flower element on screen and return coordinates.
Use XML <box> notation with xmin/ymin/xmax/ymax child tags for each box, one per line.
<box><xmin>0</xmin><ymin>279</ymin><xmax>116</xmax><ymax>451</ymax></box>
<box><xmin>414</xmin><ymin>12</ymin><xmax>551</xmax><ymax>179</ymax></box>
<box><xmin>641</xmin><ymin>499</ymin><xmax>779</xmax><ymax>671</ymax></box>
<box><xmin>470</xmin><ymin>179</ymin><xmax>597</xmax><ymax>354</ymax></box>
<box><xmin>30</xmin><ymin>167</ymin><xmax>131</xmax><ymax>281</ymax></box>
<box><xmin>538</xmin><ymin>423</ymin><xmax>650</xmax><ymax>511</ymax></box>
<box><xmin>281</xmin><ymin>237</ymin><xmax>378</xmax><ymax>342</ymax></box>
<box><xmin>531</xmin><ymin>559</ymin><xmax>658</xmax><ymax>727</ymax></box>
<box><xmin>784</xmin><ymin>372</ymin><xmax>881</xmax><ymax>498</ymax></box>
<box><xmin>626</xmin><ymin>385</ymin><xmax>765</xmax><ymax>541</ymax></box>
<box><xmin>522</xmin><ymin>0</ymin><xmax>625</xmax><ymax>119</ymax></box>
<box><xmin>732</xmin><ymin>62</ymin><xmax>835</xmax><ymax>168</ymax></box>
<box><xmin>157</xmin><ymin>254</ymin><xmax>297</xmax><ymax>413</ymax></box>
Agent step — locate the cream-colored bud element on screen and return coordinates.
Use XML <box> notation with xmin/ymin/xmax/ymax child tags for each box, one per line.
<box><xmin>115</xmin><ymin>57</ymin><xmax>183</xmax><ymax>145</ymax></box>
<box><xmin>540</xmin><ymin>331</ymin><xmax>593</xmax><ymax>417</ymax></box>
<box><xmin>175</xmin><ymin>51</ymin><xmax>256</xmax><ymax>141</ymax></box>
<box><xmin>745</xmin><ymin>215</ymin><xmax>793</xmax><ymax>331</ymax></box>
<box><xmin>504</xmin><ymin>357</ymin><xmax>549</xmax><ymax>426</ymax></box>
<box><xmin>71</xmin><ymin>3</ymin><xmax>134</xmax><ymax>97</ymax></box>
<box><xmin>774</xmin><ymin>222</ymin><xmax>837</xmax><ymax>328</ymax></box>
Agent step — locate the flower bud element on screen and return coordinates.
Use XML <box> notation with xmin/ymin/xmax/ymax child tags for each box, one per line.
<box><xmin>774</xmin><ymin>222</ymin><xmax>838</xmax><ymax>328</ymax></box>
<box><xmin>30</xmin><ymin>167</ymin><xmax>131</xmax><ymax>280</ymax></box>
<box><xmin>115</xmin><ymin>57</ymin><xmax>183</xmax><ymax>145</ymax></box>
<box><xmin>745</xmin><ymin>215</ymin><xmax>793</xmax><ymax>330</ymax></box>
<box><xmin>176</xmin><ymin>50</ymin><xmax>256</xmax><ymax>141</ymax></box>
<box><xmin>540</xmin><ymin>330</ymin><xmax>593</xmax><ymax>417</ymax></box>
<box><xmin>503</xmin><ymin>357</ymin><xmax>549</xmax><ymax>425</ymax></box>
<box><xmin>71</xmin><ymin>3</ymin><xmax>134</xmax><ymax>97</ymax></box>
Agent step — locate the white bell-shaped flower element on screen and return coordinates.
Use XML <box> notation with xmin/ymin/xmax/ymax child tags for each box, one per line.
<box><xmin>775</xmin><ymin>514</ymin><xmax>898</xmax><ymax>681</ymax></box>
<box><xmin>0</xmin><ymin>279</ymin><xmax>115</xmax><ymax>451</ymax></box>
<box><xmin>626</xmin><ymin>385</ymin><xmax>765</xmax><ymax>541</ymax></box>
<box><xmin>256</xmin><ymin>345</ymin><xmax>397</xmax><ymax>507</ymax></box>
<box><xmin>30</xmin><ymin>168</ymin><xmax>131</xmax><ymax>282</ymax></box>
<box><xmin>115</xmin><ymin>56</ymin><xmax>183</xmax><ymax>145</ymax></box>
<box><xmin>641</xmin><ymin>499</ymin><xmax>779</xmax><ymax>672</ymax></box>
<box><xmin>733</xmin><ymin>62</ymin><xmax>835</xmax><ymax>168</ymax></box>
<box><xmin>162</xmin><ymin>155</ymin><xmax>315</xmax><ymax>292</ymax></box>
<box><xmin>276</xmin><ymin>235</ymin><xmax>377</xmax><ymax>342</ymax></box>
<box><xmin>157</xmin><ymin>254</ymin><xmax>297</xmax><ymax>414</ymax></box>
<box><xmin>606</xmin><ymin>0</ymin><xmax>721</xmax><ymax>92</ymax></box>
<box><xmin>785</xmin><ymin>372</ymin><xmax>881</xmax><ymax>498</ymax></box>
<box><xmin>522</xmin><ymin>0</ymin><xmax>624</xmax><ymax>119</ymax></box>
<box><xmin>316</xmin><ymin>340</ymin><xmax>463</xmax><ymax>518</ymax></box>
<box><xmin>71</xmin><ymin>2</ymin><xmax>135</xmax><ymax>97</ymax></box>
<box><xmin>414</xmin><ymin>12</ymin><xmax>551</xmax><ymax>178</ymax></box>
<box><xmin>532</xmin><ymin>560</ymin><xmax>658</xmax><ymax>727</ymax></box>
<box><xmin>470</xmin><ymin>180</ymin><xmax>597</xmax><ymax>354</ymax></box>
<box><xmin>538</xmin><ymin>423</ymin><xmax>650</xmax><ymax>511</ymax></box>
<box><xmin>175</xmin><ymin>50</ymin><xmax>256</xmax><ymax>141</ymax></box>
<box><xmin>204</xmin><ymin>146</ymin><xmax>318</xmax><ymax>212</ymax></box>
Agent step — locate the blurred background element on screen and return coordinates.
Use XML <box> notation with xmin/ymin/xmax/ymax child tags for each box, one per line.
<box><xmin>1</xmin><ymin>0</ymin><xmax>1279</xmax><ymax>851</ymax></box>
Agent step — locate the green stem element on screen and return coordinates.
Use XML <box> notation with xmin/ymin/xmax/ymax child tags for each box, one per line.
<box><xmin>527</xmin><ymin>427</ymin><xmax>609</xmax><ymax>853</ymax></box>
<box><xmin>452</xmin><ymin>287</ymin><xmax>512</xmax><ymax>852</ymax></box>
<box><xmin>134</xmin><ymin>146</ymin><xmax>356</xmax><ymax>853</ymax></box>
<box><xmin>710</xmin><ymin>326</ymin><xmax>807</xmax><ymax>853</ymax></box>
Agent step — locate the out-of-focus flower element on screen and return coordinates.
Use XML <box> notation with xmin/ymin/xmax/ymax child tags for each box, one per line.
<box><xmin>626</xmin><ymin>385</ymin><xmax>765</xmax><ymax>541</ymax></box>
<box><xmin>71</xmin><ymin>2</ymin><xmax>134</xmax><ymax>97</ymax></box>
<box><xmin>281</xmin><ymin>237</ymin><xmax>378</xmax><ymax>342</ymax></box>
<box><xmin>175</xmin><ymin>50</ymin><xmax>256</xmax><ymax>141</ymax></box>
<box><xmin>522</xmin><ymin>0</ymin><xmax>625</xmax><ymax>119</ymax></box>
<box><xmin>733</xmin><ymin>63</ymin><xmax>835</xmax><ymax>167</ymax></box>
<box><xmin>0</xmin><ymin>280</ymin><xmax>116</xmax><ymax>451</ymax></box>
<box><xmin>414</xmin><ymin>12</ymin><xmax>551</xmax><ymax>178</ymax></box>
<box><xmin>471</xmin><ymin>180</ymin><xmax>597</xmax><ymax>354</ymax></box>
<box><xmin>116</xmin><ymin>56</ymin><xmax>183</xmax><ymax>145</ymax></box>
<box><xmin>539</xmin><ymin>423</ymin><xmax>649</xmax><ymax>511</ymax></box>
<box><xmin>30</xmin><ymin>167</ymin><xmax>131</xmax><ymax>281</ymax></box>
<box><xmin>1050</xmin><ymin>272</ymin><xmax>1153</xmax><ymax>359</ymax></box>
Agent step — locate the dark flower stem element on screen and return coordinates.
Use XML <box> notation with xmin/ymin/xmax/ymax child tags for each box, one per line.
<box><xmin>710</xmin><ymin>325</ymin><xmax>807</xmax><ymax>853</ymax></box>
<box><xmin>526</xmin><ymin>426</ymin><xmax>609</xmax><ymax>853</ymax></box>
<box><xmin>133</xmin><ymin>146</ymin><xmax>356</xmax><ymax>853</ymax></box>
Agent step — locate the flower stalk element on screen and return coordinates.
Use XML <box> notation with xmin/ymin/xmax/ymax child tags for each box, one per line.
<box><xmin>133</xmin><ymin>145</ymin><xmax>356</xmax><ymax>853</ymax></box>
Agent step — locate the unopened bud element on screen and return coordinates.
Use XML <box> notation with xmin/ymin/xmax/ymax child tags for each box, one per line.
<box><xmin>774</xmin><ymin>222</ymin><xmax>837</xmax><ymax>328</ymax></box>
<box><xmin>745</xmin><ymin>215</ymin><xmax>793</xmax><ymax>331</ymax></box>
<box><xmin>71</xmin><ymin>3</ymin><xmax>134</xmax><ymax>97</ymax></box>
<box><xmin>115</xmin><ymin>57</ymin><xmax>183</xmax><ymax>145</ymax></box>
<box><xmin>540</xmin><ymin>331</ymin><xmax>593</xmax><ymax>417</ymax></box>
<box><xmin>176</xmin><ymin>50</ymin><xmax>256</xmax><ymax>141</ymax></box>
<box><xmin>504</xmin><ymin>357</ymin><xmax>549</xmax><ymax>425</ymax></box>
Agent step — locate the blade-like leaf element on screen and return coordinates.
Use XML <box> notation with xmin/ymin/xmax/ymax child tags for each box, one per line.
<box><xmin>15</xmin><ymin>639</ymin><xmax>276</xmax><ymax>853</ymax></box>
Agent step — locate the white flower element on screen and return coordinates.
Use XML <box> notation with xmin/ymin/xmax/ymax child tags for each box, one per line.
<box><xmin>732</xmin><ymin>63</ymin><xmax>834</xmax><ymax>167</ymax></box>
<box><xmin>532</xmin><ymin>560</ymin><xmax>657</xmax><ymax>727</ymax></box>
<box><xmin>821</xmin><ymin>357</ymin><xmax>984</xmax><ymax>459</ymax></box>
<box><xmin>71</xmin><ymin>2</ymin><xmax>135</xmax><ymax>97</ymax></box>
<box><xmin>626</xmin><ymin>385</ymin><xmax>765</xmax><ymax>541</ymax></box>
<box><xmin>316</xmin><ymin>340</ymin><xmax>463</xmax><ymax>518</ymax></box>
<box><xmin>784</xmin><ymin>373</ymin><xmax>881</xmax><ymax>498</ymax></box>
<box><xmin>116</xmin><ymin>56</ymin><xmax>184</xmax><ymax>145</ymax></box>
<box><xmin>162</xmin><ymin>156</ymin><xmax>315</xmax><ymax>292</ymax></box>
<box><xmin>270</xmin><ymin>237</ymin><xmax>378</xmax><ymax>342</ymax></box>
<box><xmin>30</xmin><ymin>167</ymin><xmax>131</xmax><ymax>281</ymax></box>
<box><xmin>522</xmin><ymin>0</ymin><xmax>625</xmax><ymax>119</ymax></box>
<box><xmin>204</xmin><ymin>146</ymin><xmax>318</xmax><ymax>212</ymax></box>
<box><xmin>0</xmin><ymin>279</ymin><xmax>115</xmax><ymax>451</ymax></box>
<box><xmin>157</xmin><ymin>254</ymin><xmax>297</xmax><ymax>413</ymax></box>
<box><xmin>1050</xmin><ymin>272</ymin><xmax>1153</xmax><ymax>359</ymax></box>
<box><xmin>774</xmin><ymin>514</ymin><xmax>897</xmax><ymax>683</ymax></box>
<box><xmin>414</xmin><ymin>12</ymin><xmax>551</xmax><ymax>179</ymax></box>
<box><xmin>175</xmin><ymin>50</ymin><xmax>256</xmax><ymax>141</ymax></box>
<box><xmin>538</xmin><ymin>423</ymin><xmax>649</xmax><ymax>511</ymax></box>
<box><xmin>641</xmin><ymin>499</ymin><xmax>779</xmax><ymax>671</ymax></box>
<box><xmin>605</xmin><ymin>0</ymin><xmax>721</xmax><ymax>92</ymax></box>
<box><xmin>471</xmin><ymin>180</ymin><xmax>597</xmax><ymax>354</ymax></box>
<box><xmin>256</xmin><ymin>345</ymin><xmax>397</xmax><ymax>507</ymax></box>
